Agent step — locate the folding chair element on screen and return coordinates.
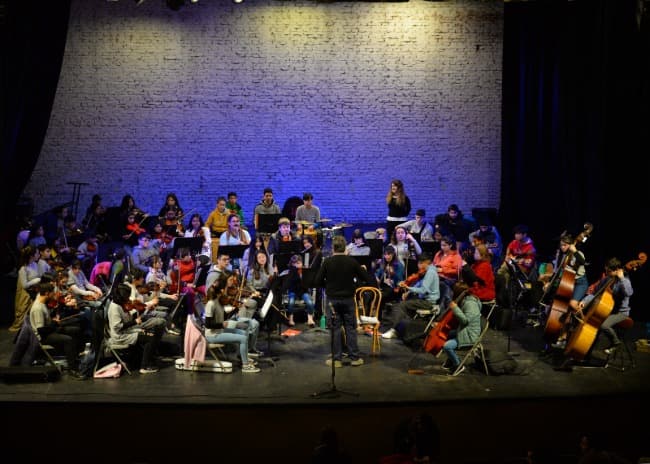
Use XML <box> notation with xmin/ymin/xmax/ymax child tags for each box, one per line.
<box><xmin>92</xmin><ymin>301</ymin><xmax>132</xmax><ymax>376</ymax></box>
<box><xmin>188</xmin><ymin>315</ymin><xmax>228</xmax><ymax>366</ymax></box>
<box><xmin>181</xmin><ymin>314</ymin><xmax>233</xmax><ymax>373</ymax></box>
<box><xmin>354</xmin><ymin>286</ymin><xmax>382</xmax><ymax>354</ymax></box>
<box><xmin>31</xmin><ymin>324</ymin><xmax>63</xmax><ymax>374</ymax></box>
<box><xmin>452</xmin><ymin>301</ymin><xmax>497</xmax><ymax>376</ymax></box>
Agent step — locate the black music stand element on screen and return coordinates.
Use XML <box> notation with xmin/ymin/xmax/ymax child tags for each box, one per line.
<box><xmin>257</xmin><ymin>213</ymin><xmax>282</xmax><ymax>235</ymax></box>
<box><xmin>217</xmin><ymin>245</ymin><xmax>248</xmax><ymax>271</ymax></box>
<box><xmin>274</xmin><ymin>240</ymin><xmax>303</xmax><ymax>273</ymax></box>
<box><xmin>172</xmin><ymin>237</ymin><xmax>203</xmax><ymax>258</ymax></box>
<box><xmin>420</xmin><ymin>241</ymin><xmax>441</xmax><ymax>257</ymax></box>
<box><xmin>312</xmin><ymin>301</ymin><xmax>359</xmax><ymax>399</ymax></box>
<box><xmin>366</xmin><ymin>239</ymin><xmax>384</xmax><ymax>260</ymax></box>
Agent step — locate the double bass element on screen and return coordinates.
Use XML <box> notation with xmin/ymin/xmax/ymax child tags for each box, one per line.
<box><xmin>543</xmin><ymin>223</ymin><xmax>593</xmax><ymax>341</ymax></box>
<box><xmin>423</xmin><ymin>288</ymin><xmax>469</xmax><ymax>356</ymax></box>
<box><xmin>564</xmin><ymin>252</ymin><xmax>646</xmax><ymax>361</ymax></box>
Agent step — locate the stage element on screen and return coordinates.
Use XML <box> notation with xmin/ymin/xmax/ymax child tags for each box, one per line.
<box><xmin>1</xmin><ymin>308</ymin><xmax>649</xmax><ymax>464</ymax></box>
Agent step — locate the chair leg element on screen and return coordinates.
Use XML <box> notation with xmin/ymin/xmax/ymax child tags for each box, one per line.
<box><xmin>606</xmin><ymin>340</ymin><xmax>635</xmax><ymax>371</ymax></box>
<box><xmin>477</xmin><ymin>343</ymin><xmax>490</xmax><ymax>375</ymax></box>
<box><xmin>110</xmin><ymin>349</ymin><xmax>132</xmax><ymax>375</ymax></box>
<box><xmin>41</xmin><ymin>346</ymin><xmax>63</xmax><ymax>374</ymax></box>
<box><xmin>208</xmin><ymin>345</ymin><xmax>229</xmax><ymax>370</ymax></box>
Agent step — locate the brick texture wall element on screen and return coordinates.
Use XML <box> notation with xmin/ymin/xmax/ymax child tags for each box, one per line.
<box><xmin>23</xmin><ymin>0</ymin><xmax>503</xmax><ymax>229</ymax></box>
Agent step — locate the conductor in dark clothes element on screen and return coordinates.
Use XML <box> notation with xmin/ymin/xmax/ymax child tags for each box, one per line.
<box><xmin>314</xmin><ymin>235</ymin><xmax>368</xmax><ymax>367</ymax></box>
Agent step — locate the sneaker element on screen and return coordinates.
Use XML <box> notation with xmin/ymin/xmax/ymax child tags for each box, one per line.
<box><xmin>325</xmin><ymin>359</ymin><xmax>343</xmax><ymax>368</ymax></box>
<box><xmin>349</xmin><ymin>358</ymin><xmax>364</xmax><ymax>366</ymax></box>
<box><xmin>248</xmin><ymin>350</ymin><xmax>264</xmax><ymax>358</ymax></box>
<box><xmin>242</xmin><ymin>363</ymin><xmax>261</xmax><ymax>373</ymax></box>
<box><xmin>551</xmin><ymin>340</ymin><xmax>567</xmax><ymax>350</ymax></box>
<box><xmin>167</xmin><ymin>328</ymin><xmax>181</xmax><ymax>336</ymax></box>
<box><xmin>139</xmin><ymin>367</ymin><xmax>159</xmax><ymax>374</ymax></box>
<box><xmin>451</xmin><ymin>365</ymin><xmax>466</xmax><ymax>376</ymax></box>
<box><xmin>381</xmin><ymin>328</ymin><xmax>398</xmax><ymax>339</ymax></box>
<box><xmin>526</xmin><ymin>319</ymin><xmax>541</xmax><ymax>328</ymax></box>
<box><xmin>604</xmin><ymin>342</ymin><xmax>621</xmax><ymax>355</ymax></box>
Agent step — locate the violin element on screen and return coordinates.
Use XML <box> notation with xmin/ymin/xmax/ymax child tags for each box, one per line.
<box><xmin>47</xmin><ymin>291</ymin><xmax>67</xmax><ymax>310</ymax></box>
<box><xmin>402</xmin><ymin>268</ymin><xmax>426</xmax><ymax>287</ymax></box>
<box><xmin>218</xmin><ymin>272</ymin><xmax>244</xmax><ymax>307</ymax></box>
<box><xmin>126</xmin><ymin>223</ymin><xmax>147</xmax><ymax>236</ymax></box>
<box><xmin>124</xmin><ymin>300</ymin><xmax>147</xmax><ymax>313</ymax></box>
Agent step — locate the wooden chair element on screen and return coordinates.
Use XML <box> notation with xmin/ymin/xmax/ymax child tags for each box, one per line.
<box><xmin>354</xmin><ymin>286</ymin><xmax>382</xmax><ymax>355</ymax></box>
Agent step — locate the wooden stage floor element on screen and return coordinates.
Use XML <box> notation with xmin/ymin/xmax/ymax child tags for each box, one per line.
<box><xmin>1</xmin><ymin>310</ymin><xmax>649</xmax><ymax>464</ymax></box>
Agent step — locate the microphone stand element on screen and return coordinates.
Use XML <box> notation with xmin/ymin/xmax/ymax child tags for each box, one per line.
<box><xmin>311</xmin><ymin>300</ymin><xmax>359</xmax><ymax>399</ymax></box>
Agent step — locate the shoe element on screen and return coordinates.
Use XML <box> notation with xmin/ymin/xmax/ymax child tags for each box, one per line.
<box><xmin>441</xmin><ymin>360</ymin><xmax>453</xmax><ymax>371</ymax></box>
<box><xmin>248</xmin><ymin>350</ymin><xmax>263</xmax><ymax>358</ymax></box>
<box><xmin>451</xmin><ymin>365</ymin><xmax>466</xmax><ymax>376</ymax></box>
<box><xmin>167</xmin><ymin>328</ymin><xmax>181</xmax><ymax>336</ymax></box>
<box><xmin>66</xmin><ymin>369</ymin><xmax>87</xmax><ymax>380</ymax></box>
<box><xmin>242</xmin><ymin>363</ymin><xmax>261</xmax><ymax>373</ymax></box>
<box><xmin>325</xmin><ymin>359</ymin><xmax>343</xmax><ymax>368</ymax></box>
<box><xmin>139</xmin><ymin>367</ymin><xmax>159</xmax><ymax>374</ymax></box>
<box><xmin>381</xmin><ymin>328</ymin><xmax>398</xmax><ymax>339</ymax></box>
<box><xmin>350</xmin><ymin>358</ymin><xmax>364</xmax><ymax>366</ymax></box>
<box><xmin>551</xmin><ymin>340</ymin><xmax>566</xmax><ymax>350</ymax></box>
<box><xmin>604</xmin><ymin>342</ymin><xmax>621</xmax><ymax>355</ymax></box>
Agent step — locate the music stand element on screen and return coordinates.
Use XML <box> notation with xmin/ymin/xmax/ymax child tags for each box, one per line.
<box><xmin>274</xmin><ymin>240</ymin><xmax>303</xmax><ymax>273</ymax></box>
<box><xmin>257</xmin><ymin>213</ymin><xmax>282</xmax><ymax>235</ymax></box>
<box><xmin>217</xmin><ymin>245</ymin><xmax>249</xmax><ymax>271</ymax></box>
<box><xmin>420</xmin><ymin>241</ymin><xmax>440</xmax><ymax>257</ymax></box>
<box><xmin>312</xmin><ymin>300</ymin><xmax>359</xmax><ymax>399</ymax></box>
<box><xmin>172</xmin><ymin>237</ymin><xmax>203</xmax><ymax>258</ymax></box>
<box><xmin>366</xmin><ymin>239</ymin><xmax>384</xmax><ymax>260</ymax></box>
<box><xmin>258</xmin><ymin>290</ymin><xmax>288</xmax><ymax>365</ymax></box>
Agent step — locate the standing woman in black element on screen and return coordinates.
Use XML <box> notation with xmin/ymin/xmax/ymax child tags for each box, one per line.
<box><xmin>385</xmin><ymin>179</ymin><xmax>411</xmax><ymax>239</ymax></box>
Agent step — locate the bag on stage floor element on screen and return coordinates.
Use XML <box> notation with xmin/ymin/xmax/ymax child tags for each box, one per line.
<box><xmin>0</xmin><ymin>366</ymin><xmax>61</xmax><ymax>383</ymax></box>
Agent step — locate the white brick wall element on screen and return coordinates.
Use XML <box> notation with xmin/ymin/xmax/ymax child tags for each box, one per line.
<box><xmin>24</xmin><ymin>0</ymin><xmax>503</xmax><ymax>227</ymax></box>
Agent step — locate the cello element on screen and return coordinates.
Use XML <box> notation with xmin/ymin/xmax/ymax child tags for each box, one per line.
<box><xmin>564</xmin><ymin>252</ymin><xmax>646</xmax><ymax>361</ymax></box>
<box><xmin>423</xmin><ymin>288</ymin><xmax>469</xmax><ymax>356</ymax></box>
<box><xmin>543</xmin><ymin>223</ymin><xmax>593</xmax><ymax>342</ymax></box>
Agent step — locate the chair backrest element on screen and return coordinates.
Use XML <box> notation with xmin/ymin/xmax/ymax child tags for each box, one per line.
<box><xmin>354</xmin><ymin>286</ymin><xmax>382</xmax><ymax>320</ymax></box>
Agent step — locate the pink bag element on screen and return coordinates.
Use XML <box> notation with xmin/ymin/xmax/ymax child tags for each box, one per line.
<box><xmin>93</xmin><ymin>362</ymin><xmax>122</xmax><ymax>378</ymax></box>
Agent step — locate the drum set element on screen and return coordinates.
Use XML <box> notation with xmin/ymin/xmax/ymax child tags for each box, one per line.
<box><xmin>292</xmin><ymin>218</ymin><xmax>354</xmax><ymax>256</ymax></box>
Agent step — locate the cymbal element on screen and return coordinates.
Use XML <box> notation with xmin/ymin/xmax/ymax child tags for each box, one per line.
<box><xmin>335</xmin><ymin>222</ymin><xmax>353</xmax><ymax>228</ymax></box>
<box><xmin>293</xmin><ymin>220</ymin><xmax>313</xmax><ymax>225</ymax></box>
<box><xmin>318</xmin><ymin>218</ymin><xmax>332</xmax><ymax>223</ymax></box>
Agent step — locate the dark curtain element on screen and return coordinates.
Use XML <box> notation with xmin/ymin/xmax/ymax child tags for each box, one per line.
<box><xmin>501</xmin><ymin>0</ymin><xmax>649</xmax><ymax>312</ymax></box>
<box><xmin>0</xmin><ymin>0</ymin><xmax>71</xmax><ymax>272</ymax></box>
